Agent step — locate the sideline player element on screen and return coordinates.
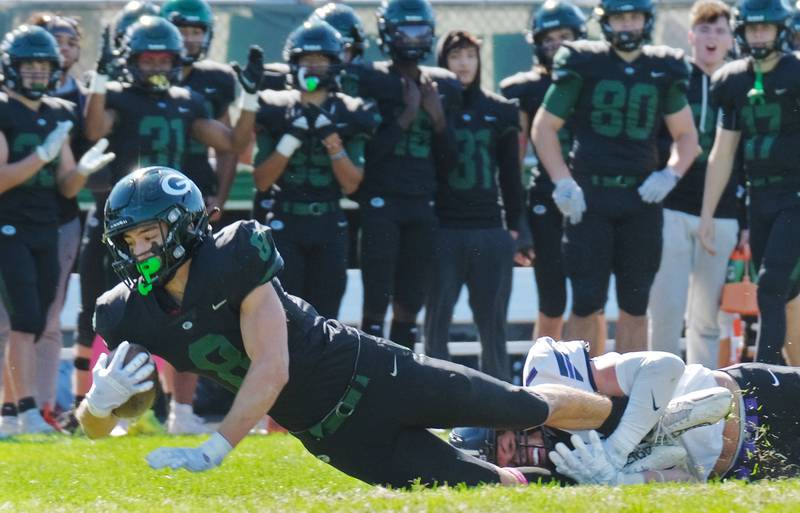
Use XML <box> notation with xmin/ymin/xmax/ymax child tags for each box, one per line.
<box><xmin>532</xmin><ymin>0</ymin><xmax>699</xmax><ymax>352</ymax></box>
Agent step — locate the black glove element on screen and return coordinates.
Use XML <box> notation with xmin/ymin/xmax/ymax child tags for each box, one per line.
<box><xmin>286</xmin><ymin>105</ymin><xmax>310</xmax><ymax>140</ymax></box>
<box><xmin>308</xmin><ymin>104</ymin><xmax>338</xmax><ymax>141</ymax></box>
<box><xmin>96</xmin><ymin>25</ymin><xmax>115</xmax><ymax>76</ymax></box>
<box><xmin>231</xmin><ymin>45</ymin><xmax>264</xmax><ymax>94</ymax></box>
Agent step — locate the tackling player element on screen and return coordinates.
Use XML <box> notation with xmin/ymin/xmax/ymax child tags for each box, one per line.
<box><xmin>77</xmin><ymin>166</ymin><xmax>615</xmax><ymax>488</ymax></box>
<box><xmin>699</xmin><ymin>0</ymin><xmax>800</xmax><ymax>364</ymax></box>
<box><xmin>0</xmin><ymin>26</ymin><xmax>114</xmax><ymax>434</ymax></box>
<box><xmin>520</xmin><ymin>337</ymin><xmax>800</xmax><ymax>483</ymax></box>
<box><xmin>424</xmin><ymin>30</ymin><xmax>521</xmax><ymax>380</ymax></box>
<box><xmin>532</xmin><ymin>0</ymin><xmax>699</xmax><ymax>352</ymax></box>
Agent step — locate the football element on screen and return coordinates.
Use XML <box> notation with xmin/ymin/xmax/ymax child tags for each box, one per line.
<box><xmin>110</xmin><ymin>343</ymin><xmax>157</xmax><ymax>419</ymax></box>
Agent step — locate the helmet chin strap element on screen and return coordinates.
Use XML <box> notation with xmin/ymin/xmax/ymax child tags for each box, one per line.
<box><xmin>297</xmin><ymin>67</ymin><xmax>320</xmax><ymax>92</ymax></box>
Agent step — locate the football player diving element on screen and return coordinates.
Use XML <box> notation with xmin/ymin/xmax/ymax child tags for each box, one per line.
<box><xmin>78</xmin><ymin>166</ymin><xmax>618</xmax><ymax>488</ymax></box>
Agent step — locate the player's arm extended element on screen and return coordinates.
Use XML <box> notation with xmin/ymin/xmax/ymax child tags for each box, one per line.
<box><xmin>84</xmin><ymin>76</ymin><xmax>116</xmax><ymax>141</ymax></box>
<box><xmin>699</xmin><ymin>128</ymin><xmax>741</xmax><ymax>238</ymax></box>
<box><xmin>531</xmin><ymin>383</ymin><xmax>611</xmax><ymax>430</ymax></box>
<box><xmin>75</xmin><ymin>401</ymin><xmax>118</xmax><ymax>439</ymax></box>
<box><xmin>217</xmin><ymin>281</ymin><xmax>289</xmax><ymax>447</ymax></box>
<box><xmin>664</xmin><ymin>105</ymin><xmax>700</xmax><ymax>176</ymax></box>
<box><xmin>531</xmin><ymin>109</ymin><xmax>570</xmax><ymax>181</ymax></box>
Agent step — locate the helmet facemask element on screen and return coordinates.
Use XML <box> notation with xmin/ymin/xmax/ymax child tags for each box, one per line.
<box><xmin>128</xmin><ymin>50</ymin><xmax>181</xmax><ymax>92</ymax></box>
<box><xmin>384</xmin><ymin>22</ymin><xmax>434</xmax><ymax>61</ymax></box>
<box><xmin>598</xmin><ymin>10</ymin><xmax>654</xmax><ymax>52</ymax></box>
<box><xmin>106</xmin><ymin>207</ymin><xmax>208</xmax><ymax>296</ymax></box>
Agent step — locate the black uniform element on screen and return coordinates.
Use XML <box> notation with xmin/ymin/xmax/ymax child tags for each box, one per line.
<box><xmin>252</xmin><ymin>89</ymin><xmax>379</xmax><ymax>318</ymax></box>
<box><xmin>94</xmin><ymin>220</ymin><xmax>552</xmax><ymax>488</ymax></box>
<box><xmin>104</xmin><ymin>81</ymin><xmax>209</xmax><ymax>186</ymax></box>
<box><xmin>424</xmin><ymin>85</ymin><xmax>520</xmax><ymax>381</ymax></box>
<box><xmin>544</xmin><ymin>41</ymin><xmax>690</xmax><ymax>317</ymax></box>
<box><xmin>180</xmin><ymin>60</ymin><xmax>237</xmax><ymax>197</ymax></box>
<box><xmin>712</xmin><ymin>53</ymin><xmax>800</xmax><ymax>364</ymax></box>
<box><xmin>0</xmin><ymin>93</ymin><xmax>77</xmax><ymax>334</ymax></box>
<box><xmin>76</xmin><ymin>82</ymin><xmax>209</xmax><ymax>348</ymax></box>
<box><xmin>501</xmin><ymin>68</ymin><xmax>573</xmax><ymax>319</ymax></box>
<box><xmin>358</xmin><ymin>62</ymin><xmax>461</xmax><ymax>344</ymax></box>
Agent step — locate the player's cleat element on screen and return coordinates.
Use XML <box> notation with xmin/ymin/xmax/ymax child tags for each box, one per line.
<box><xmin>19</xmin><ymin>409</ymin><xmax>56</xmax><ymax>434</ymax></box>
<box><xmin>57</xmin><ymin>408</ymin><xmax>81</xmax><ymax>434</ymax></box>
<box><xmin>646</xmin><ymin>386</ymin><xmax>734</xmax><ymax>445</ymax></box>
<box><xmin>167</xmin><ymin>403</ymin><xmax>211</xmax><ymax>434</ymax></box>
<box><xmin>40</xmin><ymin>406</ymin><xmax>64</xmax><ymax>433</ymax></box>
<box><xmin>0</xmin><ymin>415</ymin><xmax>17</xmax><ymax>438</ymax></box>
<box><xmin>623</xmin><ymin>443</ymin><xmax>687</xmax><ymax>473</ymax></box>
<box><xmin>127</xmin><ymin>410</ymin><xmax>165</xmax><ymax>436</ymax></box>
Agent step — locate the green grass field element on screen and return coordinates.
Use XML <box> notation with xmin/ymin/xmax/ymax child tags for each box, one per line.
<box><xmin>2</xmin><ymin>433</ymin><xmax>800</xmax><ymax>513</ymax></box>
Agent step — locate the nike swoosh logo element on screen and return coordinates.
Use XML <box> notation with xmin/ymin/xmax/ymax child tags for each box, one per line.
<box><xmin>651</xmin><ymin>71</ymin><xmax>666</xmax><ymax>78</ymax></box>
<box><xmin>484</xmin><ymin>115</ymin><xmax>497</xmax><ymax>122</ymax></box>
<box><xmin>389</xmin><ymin>355</ymin><xmax>398</xmax><ymax>377</ymax></box>
<box><xmin>767</xmin><ymin>369</ymin><xmax>780</xmax><ymax>387</ymax></box>
<box><xmin>775</xmin><ymin>88</ymin><xmax>788</xmax><ymax>95</ymax></box>
<box><xmin>212</xmin><ymin>299</ymin><xmax>227</xmax><ymax>311</ymax></box>
<box><xmin>204</xmin><ymin>87</ymin><xmax>217</xmax><ymax>93</ymax></box>
<box><xmin>651</xmin><ymin>391</ymin><xmax>659</xmax><ymax>411</ymax></box>
<box><xmin>178</xmin><ymin>107</ymin><xmax>190</xmax><ymax>113</ymax></box>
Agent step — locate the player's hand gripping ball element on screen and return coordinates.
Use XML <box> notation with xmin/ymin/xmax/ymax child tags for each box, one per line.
<box><xmin>109</xmin><ymin>343</ymin><xmax>157</xmax><ymax>418</ymax></box>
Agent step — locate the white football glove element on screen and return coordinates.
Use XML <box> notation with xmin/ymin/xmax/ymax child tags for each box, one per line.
<box><xmin>147</xmin><ymin>432</ymin><xmax>233</xmax><ymax>472</ymax></box>
<box><xmin>638</xmin><ymin>166</ymin><xmax>680</xmax><ymax>203</ymax></box>
<box><xmin>77</xmin><ymin>138</ymin><xmax>116</xmax><ymax>176</ymax></box>
<box><xmin>551</xmin><ymin>431</ymin><xmax>645</xmax><ymax>485</ymax></box>
<box><xmin>35</xmin><ymin>120</ymin><xmax>73</xmax><ymax>163</ymax></box>
<box><xmin>551</xmin><ymin>177</ymin><xmax>586</xmax><ymax>225</ymax></box>
<box><xmin>85</xmin><ymin>341</ymin><xmax>155</xmax><ymax>418</ymax></box>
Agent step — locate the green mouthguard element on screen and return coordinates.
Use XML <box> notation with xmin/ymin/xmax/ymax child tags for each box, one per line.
<box><xmin>136</xmin><ymin>256</ymin><xmax>162</xmax><ymax>296</ymax></box>
<box><xmin>304</xmin><ymin>76</ymin><xmax>320</xmax><ymax>92</ymax></box>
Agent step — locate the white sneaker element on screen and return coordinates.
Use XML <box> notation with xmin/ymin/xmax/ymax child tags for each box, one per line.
<box><xmin>647</xmin><ymin>386</ymin><xmax>734</xmax><ymax>445</ymax></box>
<box><xmin>0</xmin><ymin>415</ymin><xmax>18</xmax><ymax>437</ymax></box>
<box><xmin>167</xmin><ymin>403</ymin><xmax>210</xmax><ymax>435</ymax></box>
<box><xmin>19</xmin><ymin>409</ymin><xmax>56</xmax><ymax>434</ymax></box>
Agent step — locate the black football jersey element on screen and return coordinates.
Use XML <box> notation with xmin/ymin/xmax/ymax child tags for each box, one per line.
<box><xmin>500</xmin><ymin>68</ymin><xmax>572</xmax><ymax>193</ymax></box>
<box><xmin>253</xmin><ymin>89</ymin><xmax>380</xmax><ymax>204</ymax></box>
<box><xmin>436</xmin><ymin>86</ymin><xmax>522</xmax><ymax>230</ymax></box>
<box><xmin>549</xmin><ymin>40</ymin><xmax>690</xmax><ymax>178</ymax></box>
<box><xmin>712</xmin><ymin>53</ymin><xmax>800</xmax><ymax>182</ymax></box>
<box><xmin>104</xmin><ymin>82</ymin><xmax>209</xmax><ymax>185</ymax></box>
<box><xmin>360</xmin><ymin>62</ymin><xmax>462</xmax><ymax>198</ymax></box>
<box><xmin>94</xmin><ymin>220</ymin><xmax>358</xmax><ymax>430</ymax></box>
<box><xmin>665</xmin><ymin>62</ymin><xmax>739</xmax><ymax>218</ymax></box>
<box><xmin>180</xmin><ymin>60</ymin><xmax>237</xmax><ymax>196</ymax></box>
<box><xmin>0</xmin><ymin>93</ymin><xmax>78</xmax><ymax>226</ymax></box>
